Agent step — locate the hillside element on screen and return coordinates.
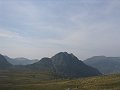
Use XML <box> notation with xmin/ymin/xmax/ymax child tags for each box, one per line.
<box><xmin>84</xmin><ymin>56</ymin><xmax>120</xmax><ymax>74</ymax></box>
<box><xmin>26</xmin><ymin>58</ymin><xmax>55</xmax><ymax>72</ymax></box>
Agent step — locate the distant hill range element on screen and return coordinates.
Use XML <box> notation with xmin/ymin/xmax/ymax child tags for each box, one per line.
<box><xmin>1</xmin><ymin>53</ymin><xmax>120</xmax><ymax>76</ymax></box>
<box><xmin>84</xmin><ymin>56</ymin><xmax>120</xmax><ymax>74</ymax></box>
<box><xmin>4</xmin><ymin>56</ymin><xmax>39</xmax><ymax>65</ymax></box>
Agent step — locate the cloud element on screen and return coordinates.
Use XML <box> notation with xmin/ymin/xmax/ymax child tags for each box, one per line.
<box><xmin>0</xmin><ymin>0</ymin><xmax>120</xmax><ymax>59</ymax></box>
<box><xmin>0</xmin><ymin>28</ymin><xmax>22</xmax><ymax>38</ymax></box>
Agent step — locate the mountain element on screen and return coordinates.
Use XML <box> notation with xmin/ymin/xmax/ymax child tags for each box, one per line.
<box><xmin>4</xmin><ymin>56</ymin><xmax>39</xmax><ymax>65</ymax></box>
<box><xmin>27</xmin><ymin>52</ymin><xmax>101</xmax><ymax>78</ymax></box>
<box><xmin>84</xmin><ymin>56</ymin><xmax>120</xmax><ymax>74</ymax></box>
<box><xmin>0</xmin><ymin>54</ymin><xmax>12</xmax><ymax>69</ymax></box>
<box><xmin>51</xmin><ymin>52</ymin><xmax>101</xmax><ymax>77</ymax></box>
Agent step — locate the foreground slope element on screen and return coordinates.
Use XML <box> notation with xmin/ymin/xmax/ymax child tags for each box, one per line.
<box><xmin>0</xmin><ymin>72</ymin><xmax>119</xmax><ymax>90</ymax></box>
<box><xmin>84</xmin><ymin>56</ymin><xmax>120</xmax><ymax>74</ymax></box>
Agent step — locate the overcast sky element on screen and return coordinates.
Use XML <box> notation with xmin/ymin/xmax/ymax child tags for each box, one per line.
<box><xmin>0</xmin><ymin>0</ymin><xmax>120</xmax><ymax>60</ymax></box>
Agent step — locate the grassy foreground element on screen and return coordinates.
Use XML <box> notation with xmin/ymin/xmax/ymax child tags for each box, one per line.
<box><xmin>0</xmin><ymin>71</ymin><xmax>120</xmax><ymax>90</ymax></box>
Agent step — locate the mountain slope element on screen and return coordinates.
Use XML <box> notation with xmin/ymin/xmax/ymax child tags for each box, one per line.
<box><xmin>0</xmin><ymin>54</ymin><xmax>12</xmax><ymax>69</ymax></box>
<box><xmin>84</xmin><ymin>56</ymin><xmax>120</xmax><ymax>74</ymax></box>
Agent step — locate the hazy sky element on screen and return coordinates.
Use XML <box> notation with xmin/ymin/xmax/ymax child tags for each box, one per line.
<box><xmin>0</xmin><ymin>0</ymin><xmax>120</xmax><ymax>60</ymax></box>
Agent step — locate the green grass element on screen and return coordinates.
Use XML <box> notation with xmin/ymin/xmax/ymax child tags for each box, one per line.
<box><xmin>0</xmin><ymin>71</ymin><xmax>120</xmax><ymax>90</ymax></box>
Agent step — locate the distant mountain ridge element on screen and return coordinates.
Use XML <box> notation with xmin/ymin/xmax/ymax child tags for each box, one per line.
<box><xmin>0</xmin><ymin>52</ymin><xmax>101</xmax><ymax>78</ymax></box>
<box><xmin>84</xmin><ymin>56</ymin><xmax>120</xmax><ymax>74</ymax></box>
<box><xmin>1</xmin><ymin>53</ymin><xmax>120</xmax><ymax>76</ymax></box>
<box><xmin>4</xmin><ymin>56</ymin><xmax>39</xmax><ymax>65</ymax></box>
